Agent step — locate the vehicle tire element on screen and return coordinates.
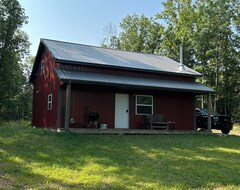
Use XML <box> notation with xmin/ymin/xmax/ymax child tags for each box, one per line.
<box><xmin>221</xmin><ymin>129</ymin><xmax>230</xmax><ymax>134</ymax></box>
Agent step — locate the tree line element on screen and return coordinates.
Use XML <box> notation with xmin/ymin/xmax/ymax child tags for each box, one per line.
<box><xmin>0</xmin><ymin>0</ymin><xmax>32</xmax><ymax>121</ymax></box>
<box><xmin>102</xmin><ymin>0</ymin><xmax>240</xmax><ymax>120</ymax></box>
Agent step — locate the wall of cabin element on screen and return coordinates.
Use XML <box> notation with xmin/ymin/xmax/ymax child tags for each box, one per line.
<box><xmin>64</xmin><ymin>84</ymin><xmax>195</xmax><ymax>130</ymax></box>
<box><xmin>66</xmin><ymin>85</ymin><xmax>115</xmax><ymax>128</ymax></box>
<box><xmin>32</xmin><ymin>49</ymin><xmax>60</xmax><ymax>128</ymax></box>
<box><xmin>129</xmin><ymin>91</ymin><xmax>195</xmax><ymax>130</ymax></box>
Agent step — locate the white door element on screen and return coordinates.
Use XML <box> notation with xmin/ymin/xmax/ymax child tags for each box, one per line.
<box><xmin>115</xmin><ymin>93</ymin><xmax>129</xmax><ymax>129</ymax></box>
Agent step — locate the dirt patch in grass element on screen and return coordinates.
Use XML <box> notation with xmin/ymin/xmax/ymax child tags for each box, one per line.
<box><xmin>0</xmin><ymin>173</ymin><xmax>14</xmax><ymax>189</ymax></box>
<box><xmin>232</xmin><ymin>124</ymin><xmax>240</xmax><ymax>135</ymax></box>
<box><xmin>212</xmin><ymin>124</ymin><xmax>240</xmax><ymax>136</ymax></box>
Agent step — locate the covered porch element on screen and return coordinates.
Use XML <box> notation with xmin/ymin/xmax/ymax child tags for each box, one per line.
<box><xmin>55</xmin><ymin>69</ymin><xmax>214</xmax><ymax>131</ymax></box>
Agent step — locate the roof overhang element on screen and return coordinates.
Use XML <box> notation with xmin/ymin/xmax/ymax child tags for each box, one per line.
<box><xmin>55</xmin><ymin>59</ymin><xmax>202</xmax><ymax>78</ymax></box>
<box><xmin>55</xmin><ymin>69</ymin><xmax>214</xmax><ymax>94</ymax></box>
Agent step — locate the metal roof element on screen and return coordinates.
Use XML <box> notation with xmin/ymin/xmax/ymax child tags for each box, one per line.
<box><xmin>55</xmin><ymin>69</ymin><xmax>214</xmax><ymax>94</ymax></box>
<box><xmin>42</xmin><ymin>38</ymin><xmax>202</xmax><ymax>77</ymax></box>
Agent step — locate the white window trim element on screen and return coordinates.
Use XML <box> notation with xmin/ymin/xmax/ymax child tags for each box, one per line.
<box><xmin>135</xmin><ymin>95</ymin><xmax>153</xmax><ymax>115</ymax></box>
<box><xmin>41</xmin><ymin>60</ymin><xmax>45</xmax><ymax>75</ymax></box>
<box><xmin>48</xmin><ymin>94</ymin><xmax>52</xmax><ymax>110</ymax></box>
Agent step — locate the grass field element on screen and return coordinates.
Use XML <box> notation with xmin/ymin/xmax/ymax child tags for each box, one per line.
<box><xmin>0</xmin><ymin>122</ymin><xmax>240</xmax><ymax>190</ymax></box>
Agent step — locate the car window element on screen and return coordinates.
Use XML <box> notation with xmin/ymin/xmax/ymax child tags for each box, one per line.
<box><xmin>212</xmin><ymin>111</ymin><xmax>221</xmax><ymax>116</ymax></box>
<box><xmin>199</xmin><ymin>109</ymin><xmax>208</xmax><ymax>115</ymax></box>
<box><xmin>201</xmin><ymin>109</ymin><xmax>221</xmax><ymax>116</ymax></box>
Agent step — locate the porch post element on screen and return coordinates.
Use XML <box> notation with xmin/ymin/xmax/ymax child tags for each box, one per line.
<box><xmin>207</xmin><ymin>93</ymin><xmax>212</xmax><ymax>131</ymax></box>
<box><xmin>57</xmin><ymin>85</ymin><xmax>62</xmax><ymax>129</ymax></box>
<box><xmin>194</xmin><ymin>96</ymin><xmax>196</xmax><ymax>131</ymax></box>
<box><xmin>64</xmin><ymin>81</ymin><xmax>71</xmax><ymax>132</ymax></box>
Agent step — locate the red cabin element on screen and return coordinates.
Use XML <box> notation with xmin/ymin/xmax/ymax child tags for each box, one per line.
<box><xmin>30</xmin><ymin>39</ymin><xmax>213</xmax><ymax>131</ymax></box>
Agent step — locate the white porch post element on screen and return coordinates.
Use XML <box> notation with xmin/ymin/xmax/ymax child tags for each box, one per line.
<box><xmin>207</xmin><ymin>93</ymin><xmax>212</xmax><ymax>131</ymax></box>
<box><xmin>65</xmin><ymin>81</ymin><xmax>71</xmax><ymax>131</ymax></box>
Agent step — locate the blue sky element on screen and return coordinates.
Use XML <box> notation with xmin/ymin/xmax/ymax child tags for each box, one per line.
<box><xmin>18</xmin><ymin>0</ymin><xmax>165</xmax><ymax>55</ymax></box>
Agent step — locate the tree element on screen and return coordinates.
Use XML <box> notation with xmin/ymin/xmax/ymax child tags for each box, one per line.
<box><xmin>101</xmin><ymin>23</ymin><xmax>119</xmax><ymax>49</ymax></box>
<box><xmin>156</xmin><ymin>0</ymin><xmax>196</xmax><ymax>67</ymax></box>
<box><xmin>193</xmin><ymin>0</ymin><xmax>240</xmax><ymax>114</ymax></box>
<box><xmin>116</xmin><ymin>14</ymin><xmax>164</xmax><ymax>54</ymax></box>
<box><xmin>0</xmin><ymin>0</ymin><xmax>29</xmax><ymax>63</ymax></box>
<box><xmin>0</xmin><ymin>0</ymin><xmax>30</xmax><ymax>120</ymax></box>
<box><xmin>16</xmin><ymin>55</ymin><xmax>34</xmax><ymax>120</ymax></box>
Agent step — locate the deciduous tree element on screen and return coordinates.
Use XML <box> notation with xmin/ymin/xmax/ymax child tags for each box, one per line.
<box><xmin>0</xmin><ymin>0</ymin><xmax>30</xmax><ymax>120</ymax></box>
<box><xmin>112</xmin><ymin>14</ymin><xmax>164</xmax><ymax>54</ymax></box>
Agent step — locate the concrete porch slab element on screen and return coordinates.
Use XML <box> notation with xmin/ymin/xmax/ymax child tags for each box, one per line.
<box><xmin>68</xmin><ymin>128</ymin><xmax>198</xmax><ymax>135</ymax></box>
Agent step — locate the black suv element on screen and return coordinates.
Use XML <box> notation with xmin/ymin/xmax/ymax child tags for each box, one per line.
<box><xmin>196</xmin><ymin>108</ymin><xmax>233</xmax><ymax>134</ymax></box>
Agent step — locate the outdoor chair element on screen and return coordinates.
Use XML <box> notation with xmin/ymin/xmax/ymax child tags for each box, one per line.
<box><xmin>145</xmin><ymin>114</ymin><xmax>169</xmax><ymax>130</ymax></box>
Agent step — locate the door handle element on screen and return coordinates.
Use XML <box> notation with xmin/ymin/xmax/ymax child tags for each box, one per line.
<box><xmin>126</xmin><ymin>109</ymin><xmax>128</xmax><ymax>113</ymax></box>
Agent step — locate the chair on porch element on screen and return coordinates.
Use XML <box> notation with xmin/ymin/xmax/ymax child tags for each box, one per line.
<box><xmin>145</xmin><ymin>114</ymin><xmax>169</xmax><ymax>130</ymax></box>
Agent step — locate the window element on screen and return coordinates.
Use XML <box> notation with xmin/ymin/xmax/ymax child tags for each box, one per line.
<box><xmin>41</xmin><ymin>61</ymin><xmax>45</xmax><ymax>75</ymax></box>
<box><xmin>135</xmin><ymin>95</ymin><xmax>153</xmax><ymax>115</ymax></box>
<box><xmin>48</xmin><ymin>94</ymin><xmax>52</xmax><ymax>110</ymax></box>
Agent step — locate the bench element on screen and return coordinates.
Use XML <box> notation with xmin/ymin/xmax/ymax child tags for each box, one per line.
<box><xmin>146</xmin><ymin>114</ymin><xmax>169</xmax><ymax>130</ymax></box>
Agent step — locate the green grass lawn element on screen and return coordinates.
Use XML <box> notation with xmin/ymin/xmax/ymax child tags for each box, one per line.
<box><xmin>0</xmin><ymin>122</ymin><xmax>240</xmax><ymax>190</ymax></box>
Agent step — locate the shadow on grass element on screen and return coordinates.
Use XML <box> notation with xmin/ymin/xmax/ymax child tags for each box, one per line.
<box><xmin>0</xmin><ymin>125</ymin><xmax>240</xmax><ymax>189</ymax></box>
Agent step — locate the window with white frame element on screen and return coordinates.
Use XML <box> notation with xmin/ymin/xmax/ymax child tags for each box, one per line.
<box><xmin>135</xmin><ymin>95</ymin><xmax>153</xmax><ymax>115</ymax></box>
<box><xmin>47</xmin><ymin>94</ymin><xmax>52</xmax><ymax>110</ymax></box>
<box><xmin>41</xmin><ymin>60</ymin><xmax>45</xmax><ymax>75</ymax></box>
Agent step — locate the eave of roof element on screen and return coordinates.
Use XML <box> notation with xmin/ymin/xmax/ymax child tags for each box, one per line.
<box><xmin>29</xmin><ymin>41</ymin><xmax>44</xmax><ymax>83</ymax></box>
<box><xmin>55</xmin><ymin>69</ymin><xmax>214</xmax><ymax>94</ymax></box>
<box><xmin>55</xmin><ymin>58</ymin><xmax>201</xmax><ymax>78</ymax></box>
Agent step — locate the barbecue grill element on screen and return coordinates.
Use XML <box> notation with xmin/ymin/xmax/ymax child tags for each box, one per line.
<box><xmin>88</xmin><ymin>112</ymin><xmax>99</xmax><ymax>128</ymax></box>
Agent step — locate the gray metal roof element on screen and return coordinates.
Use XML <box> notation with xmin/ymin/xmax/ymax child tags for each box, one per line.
<box><xmin>55</xmin><ymin>69</ymin><xmax>214</xmax><ymax>94</ymax></box>
<box><xmin>42</xmin><ymin>38</ymin><xmax>202</xmax><ymax>77</ymax></box>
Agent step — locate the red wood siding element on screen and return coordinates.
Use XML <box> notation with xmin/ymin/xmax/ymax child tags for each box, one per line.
<box><xmin>32</xmin><ymin>49</ymin><xmax>60</xmax><ymax>128</ymax></box>
<box><xmin>66</xmin><ymin>84</ymin><xmax>195</xmax><ymax>130</ymax></box>
<box><xmin>154</xmin><ymin>92</ymin><xmax>195</xmax><ymax>130</ymax></box>
<box><xmin>67</xmin><ymin>85</ymin><xmax>115</xmax><ymax>128</ymax></box>
<box><xmin>130</xmin><ymin>91</ymin><xmax>195</xmax><ymax>130</ymax></box>
<box><xmin>59</xmin><ymin>64</ymin><xmax>195</xmax><ymax>82</ymax></box>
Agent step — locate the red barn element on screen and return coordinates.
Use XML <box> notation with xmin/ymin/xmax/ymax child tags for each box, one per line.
<box><xmin>30</xmin><ymin>39</ymin><xmax>213</xmax><ymax>131</ymax></box>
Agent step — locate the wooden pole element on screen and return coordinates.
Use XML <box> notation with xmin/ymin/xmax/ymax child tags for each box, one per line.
<box><xmin>64</xmin><ymin>81</ymin><xmax>71</xmax><ymax>132</ymax></box>
<box><xmin>201</xmin><ymin>95</ymin><xmax>204</xmax><ymax>109</ymax></box>
<box><xmin>207</xmin><ymin>93</ymin><xmax>212</xmax><ymax>131</ymax></box>
<box><xmin>57</xmin><ymin>86</ymin><xmax>62</xmax><ymax>129</ymax></box>
<box><xmin>194</xmin><ymin>96</ymin><xmax>196</xmax><ymax>131</ymax></box>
